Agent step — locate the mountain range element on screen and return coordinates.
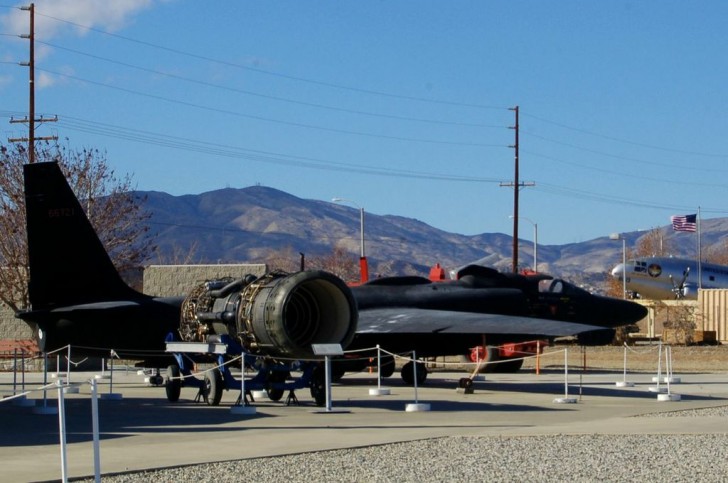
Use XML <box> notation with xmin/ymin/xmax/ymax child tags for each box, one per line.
<box><xmin>142</xmin><ymin>185</ymin><xmax>728</xmax><ymax>291</ymax></box>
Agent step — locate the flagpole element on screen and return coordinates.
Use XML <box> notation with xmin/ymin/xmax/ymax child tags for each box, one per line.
<box><xmin>698</xmin><ymin>206</ymin><xmax>702</xmax><ymax>289</ymax></box>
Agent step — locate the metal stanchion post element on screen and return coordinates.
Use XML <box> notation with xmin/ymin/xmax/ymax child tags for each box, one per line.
<box><xmin>91</xmin><ymin>378</ymin><xmax>101</xmax><ymax>482</ymax></box>
<box><xmin>405</xmin><ymin>351</ymin><xmax>430</xmax><ymax>412</ymax></box>
<box><xmin>553</xmin><ymin>349</ymin><xmax>577</xmax><ymax>404</ymax></box>
<box><xmin>369</xmin><ymin>345</ymin><xmax>391</xmax><ymax>396</ymax></box>
<box><xmin>56</xmin><ymin>379</ymin><xmax>68</xmax><ymax>482</ymax></box>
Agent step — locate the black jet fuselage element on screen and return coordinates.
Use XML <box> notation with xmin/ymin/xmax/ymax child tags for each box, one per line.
<box><xmin>348</xmin><ymin>267</ymin><xmax>647</xmax><ymax>356</ymax></box>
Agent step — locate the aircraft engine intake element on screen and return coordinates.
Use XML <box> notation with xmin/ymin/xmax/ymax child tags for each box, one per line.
<box><xmin>179</xmin><ymin>270</ymin><xmax>358</xmax><ymax>359</ymax></box>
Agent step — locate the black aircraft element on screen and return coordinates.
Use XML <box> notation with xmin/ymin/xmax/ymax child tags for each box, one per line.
<box><xmin>17</xmin><ymin>162</ymin><xmax>647</xmax><ymax>390</ymax></box>
<box><xmin>345</xmin><ymin>267</ymin><xmax>647</xmax><ymax>379</ymax></box>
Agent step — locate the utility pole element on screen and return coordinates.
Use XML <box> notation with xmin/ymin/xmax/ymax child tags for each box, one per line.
<box><xmin>8</xmin><ymin>3</ymin><xmax>57</xmax><ymax>163</ymax></box>
<box><xmin>500</xmin><ymin>105</ymin><xmax>534</xmax><ymax>273</ymax></box>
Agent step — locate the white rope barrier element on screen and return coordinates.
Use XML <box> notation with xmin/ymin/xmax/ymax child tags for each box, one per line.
<box><xmin>624</xmin><ymin>342</ymin><xmax>661</xmax><ymax>355</ymax></box>
<box><xmin>374</xmin><ymin>345</ymin><xmax>566</xmax><ymax>371</ymax></box>
<box><xmin>0</xmin><ymin>378</ymin><xmax>104</xmax><ymax>483</ymax></box>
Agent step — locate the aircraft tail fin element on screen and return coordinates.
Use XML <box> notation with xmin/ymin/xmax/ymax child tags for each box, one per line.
<box><xmin>24</xmin><ymin>162</ymin><xmax>139</xmax><ymax>308</ymax></box>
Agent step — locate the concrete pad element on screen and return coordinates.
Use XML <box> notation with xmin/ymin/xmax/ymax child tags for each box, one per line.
<box><xmin>1</xmin><ymin>369</ymin><xmax>727</xmax><ymax>481</ymax></box>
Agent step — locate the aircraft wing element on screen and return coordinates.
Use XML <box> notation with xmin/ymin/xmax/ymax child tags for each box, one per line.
<box><xmin>49</xmin><ymin>301</ymin><xmax>142</xmax><ymax>312</ymax></box>
<box><xmin>16</xmin><ymin>301</ymin><xmax>142</xmax><ymax>320</ymax></box>
<box><xmin>357</xmin><ymin>307</ymin><xmax>608</xmax><ymax>337</ymax></box>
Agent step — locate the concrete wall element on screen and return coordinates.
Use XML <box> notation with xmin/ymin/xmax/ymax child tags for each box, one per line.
<box><xmin>0</xmin><ymin>304</ymin><xmax>33</xmax><ymax>340</ymax></box>
<box><xmin>143</xmin><ymin>264</ymin><xmax>268</xmax><ymax>297</ymax></box>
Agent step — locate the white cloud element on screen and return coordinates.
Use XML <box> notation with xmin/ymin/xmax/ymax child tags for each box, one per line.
<box><xmin>0</xmin><ymin>74</ymin><xmax>13</xmax><ymax>88</ymax></box>
<box><xmin>36</xmin><ymin>70</ymin><xmax>56</xmax><ymax>89</ymax></box>
<box><xmin>1</xmin><ymin>1</ymin><xmax>163</xmax><ymax>87</ymax></box>
<box><xmin>2</xmin><ymin>0</ymin><xmax>158</xmax><ymax>41</ymax></box>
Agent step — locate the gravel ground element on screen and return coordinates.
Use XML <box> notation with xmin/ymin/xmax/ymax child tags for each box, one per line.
<box><xmin>86</xmin><ymin>429</ymin><xmax>728</xmax><ymax>483</ymax></box>
<box><xmin>81</xmin><ymin>407</ymin><xmax>728</xmax><ymax>483</ymax></box>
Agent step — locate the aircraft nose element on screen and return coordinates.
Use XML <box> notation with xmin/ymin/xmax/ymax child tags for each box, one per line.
<box><xmin>621</xmin><ymin>298</ymin><xmax>648</xmax><ymax>323</ymax></box>
<box><xmin>611</xmin><ymin>263</ymin><xmax>625</xmax><ymax>280</ymax></box>
<box><xmin>598</xmin><ymin>297</ymin><xmax>647</xmax><ymax>325</ymax></box>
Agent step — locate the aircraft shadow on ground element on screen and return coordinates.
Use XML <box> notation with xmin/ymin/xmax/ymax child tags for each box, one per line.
<box><xmin>0</xmin><ymin>388</ymin><xmax>566</xmax><ymax>448</ymax></box>
<box><xmin>3</xmin><ymin>372</ymin><xmax>723</xmax><ymax>448</ymax></box>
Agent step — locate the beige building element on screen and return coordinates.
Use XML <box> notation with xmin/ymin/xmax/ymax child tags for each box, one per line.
<box><xmin>697</xmin><ymin>289</ymin><xmax>728</xmax><ymax>343</ymax></box>
<box><xmin>633</xmin><ymin>289</ymin><xmax>728</xmax><ymax>344</ymax></box>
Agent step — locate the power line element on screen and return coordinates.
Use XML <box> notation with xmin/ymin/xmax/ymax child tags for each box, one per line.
<box><xmin>535</xmin><ymin>182</ymin><xmax>727</xmax><ymax>214</ymax></box>
<box><xmin>38</xmin><ymin>67</ymin><xmax>506</xmax><ymax>149</ymax></box>
<box><xmin>8</xmin><ymin>112</ymin><xmax>723</xmax><ymax>212</ymax></box>
<box><xmin>54</xmin><ymin>115</ymin><xmax>506</xmax><ymax>183</ymax></box>
<box><xmin>522</xmin><ymin>111</ymin><xmax>728</xmax><ymax>158</ymax></box>
<box><xmin>37</xmin><ymin>40</ymin><xmax>507</xmax><ymax>130</ymax></box>
<box><xmin>522</xmin><ymin>130</ymin><xmax>728</xmax><ymax>172</ymax></box>
<box><xmin>523</xmin><ymin>149</ymin><xmax>728</xmax><ymax>189</ymax></box>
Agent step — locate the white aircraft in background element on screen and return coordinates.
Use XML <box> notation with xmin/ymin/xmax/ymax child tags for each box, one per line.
<box><xmin>611</xmin><ymin>256</ymin><xmax>728</xmax><ymax>300</ymax></box>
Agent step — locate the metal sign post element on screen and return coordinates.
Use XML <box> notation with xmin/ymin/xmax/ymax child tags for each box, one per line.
<box><xmin>311</xmin><ymin>344</ymin><xmax>347</xmax><ymax>413</ymax></box>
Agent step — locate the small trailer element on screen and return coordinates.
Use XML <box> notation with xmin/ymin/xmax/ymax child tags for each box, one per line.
<box><xmin>164</xmin><ymin>335</ymin><xmax>327</xmax><ymax>407</ymax></box>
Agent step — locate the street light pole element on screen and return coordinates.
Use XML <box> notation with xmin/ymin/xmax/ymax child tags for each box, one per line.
<box><xmin>609</xmin><ymin>233</ymin><xmax>627</xmax><ymax>299</ymax></box>
<box><xmin>357</xmin><ymin>207</ymin><xmax>365</xmax><ymax>260</ymax></box>
<box><xmin>523</xmin><ymin>217</ymin><xmax>538</xmax><ymax>272</ymax></box>
<box><xmin>332</xmin><ymin>197</ymin><xmax>368</xmax><ymax>283</ymax></box>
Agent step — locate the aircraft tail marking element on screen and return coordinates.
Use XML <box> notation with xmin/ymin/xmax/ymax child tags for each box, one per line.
<box><xmin>24</xmin><ymin>162</ymin><xmax>139</xmax><ymax>308</ymax></box>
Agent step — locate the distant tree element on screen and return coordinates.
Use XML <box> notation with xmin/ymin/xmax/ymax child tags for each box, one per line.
<box><xmin>0</xmin><ymin>142</ymin><xmax>155</xmax><ymax>312</ymax></box>
<box><xmin>605</xmin><ymin>241</ymin><xmax>637</xmax><ymax>299</ymax></box>
<box><xmin>660</xmin><ymin>301</ymin><xmax>696</xmax><ymax>345</ymax></box>
<box><xmin>263</xmin><ymin>244</ymin><xmax>359</xmax><ymax>282</ymax></box>
<box><xmin>155</xmin><ymin>241</ymin><xmax>201</xmax><ymax>265</ymax></box>
<box><xmin>635</xmin><ymin>228</ymin><xmax>673</xmax><ymax>257</ymax></box>
<box><xmin>369</xmin><ymin>259</ymin><xmax>400</xmax><ymax>279</ymax></box>
<box><xmin>604</xmin><ymin>274</ymin><xmax>624</xmax><ymax>299</ymax></box>
<box><xmin>264</xmin><ymin>246</ymin><xmax>302</xmax><ymax>272</ymax></box>
<box><xmin>309</xmin><ymin>245</ymin><xmax>359</xmax><ymax>283</ymax></box>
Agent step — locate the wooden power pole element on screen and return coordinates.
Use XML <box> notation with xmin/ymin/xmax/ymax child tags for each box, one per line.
<box><xmin>500</xmin><ymin>106</ymin><xmax>534</xmax><ymax>273</ymax></box>
<box><xmin>8</xmin><ymin>3</ymin><xmax>57</xmax><ymax>162</ymax></box>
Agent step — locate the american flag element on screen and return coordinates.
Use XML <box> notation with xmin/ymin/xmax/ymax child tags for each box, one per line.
<box><xmin>671</xmin><ymin>214</ymin><xmax>697</xmax><ymax>232</ymax></box>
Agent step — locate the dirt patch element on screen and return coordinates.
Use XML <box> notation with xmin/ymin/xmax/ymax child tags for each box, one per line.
<box><xmin>522</xmin><ymin>344</ymin><xmax>728</xmax><ymax>373</ymax></box>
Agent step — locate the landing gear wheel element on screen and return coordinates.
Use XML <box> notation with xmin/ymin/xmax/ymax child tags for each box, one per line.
<box><xmin>380</xmin><ymin>355</ymin><xmax>395</xmax><ymax>378</ymax></box>
<box><xmin>266</xmin><ymin>370</ymin><xmax>289</xmax><ymax>402</ymax></box>
<box><xmin>309</xmin><ymin>365</ymin><xmax>326</xmax><ymax>407</ymax></box>
<box><xmin>401</xmin><ymin>361</ymin><xmax>427</xmax><ymax>385</ymax></box>
<box><xmin>470</xmin><ymin>346</ymin><xmax>500</xmax><ymax>373</ymax></box>
<box><xmin>203</xmin><ymin>369</ymin><xmax>223</xmax><ymax>406</ymax></box>
<box><xmin>165</xmin><ymin>365</ymin><xmax>181</xmax><ymax>402</ymax></box>
<box><xmin>267</xmin><ymin>388</ymin><xmax>284</xmax><ymax>401</ymax></box>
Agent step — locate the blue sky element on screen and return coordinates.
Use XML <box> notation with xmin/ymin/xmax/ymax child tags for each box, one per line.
<box><xmin>1</xmin><ymin>1</ymin><xmax>727</xmax><ymax>246</ymax></box>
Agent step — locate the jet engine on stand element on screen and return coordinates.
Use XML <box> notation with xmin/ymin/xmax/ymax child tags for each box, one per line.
<box><xmin>166</xmin><ymin>270</ymin><xmax>358</xmax><ymax>406</ymax></box>
<box><xmin>178</xmin><ymin>269</ymin><xmax>358</xmax><ymax>359</ymax></box>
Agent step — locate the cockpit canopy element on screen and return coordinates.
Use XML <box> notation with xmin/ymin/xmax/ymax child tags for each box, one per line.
<box><xmin>538</xmin><ymin>278</ymin><xmax>589</xmax><ymax>296</ymax></box>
